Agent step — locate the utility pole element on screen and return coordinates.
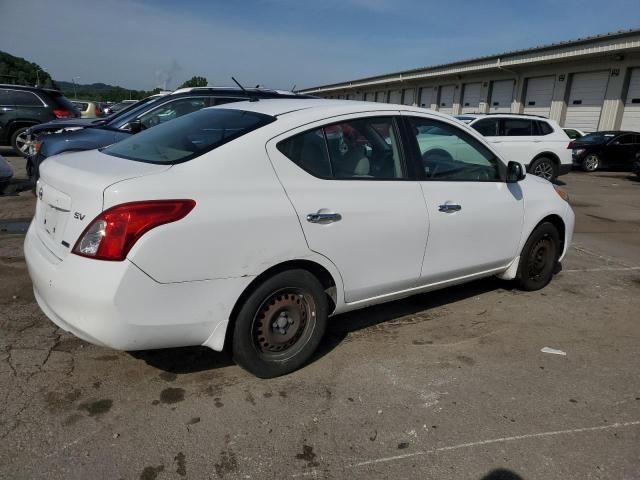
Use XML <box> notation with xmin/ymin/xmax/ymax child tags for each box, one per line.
<box><xmin>72</xmin><ymin>76</ymin><xmax>80</xmax><ymax>99</ymax></box>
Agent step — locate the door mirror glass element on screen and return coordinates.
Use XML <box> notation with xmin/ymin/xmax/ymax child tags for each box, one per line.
<box><xmin>506</xmin><ymin>161</ymin><xmax>525</xmax><ymax>183</ymax></box>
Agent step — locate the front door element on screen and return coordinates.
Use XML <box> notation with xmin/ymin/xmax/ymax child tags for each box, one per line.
<box><xmin>403</xmin><ymin>114</ymin><xmax>524</xmax><ymax>284</ymax></box>
<box><xmin>266</xmin><ymin>114</ymin><xmax>429</xmax><ymax>303</ymax></box>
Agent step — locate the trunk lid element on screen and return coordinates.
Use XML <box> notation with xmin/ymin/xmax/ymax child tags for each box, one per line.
<box><xmin>35</xmin><ymin>149</ymin><xmax>170</xmax><ymax>260</ymax></box>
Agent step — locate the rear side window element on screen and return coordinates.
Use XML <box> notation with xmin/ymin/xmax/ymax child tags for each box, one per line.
<box><xmin>502</xmin><ymin>118</ymin><xmax>533</xmax><ymax>136</ymax></box>
<box><xmin>0</xmin><ymin>89</ymin><xmax>10</xmax><ymax>106</ymax></box>
<box><xmin>536</xmin><ymin>121</ymin><xmax>554</xmax><ymax>135</ymax></box>
<box><xmin>9</xmin><ymin>90</ymin><xmax>43</xmax><ymax>106</ymax></box>
<box><xmin>277</xmin><ymin>117</ymin><xmax>406</xmax><ymax>180</ymax></box>
<box><xmin>471</xmin><ymin>118</ymin><xmax>499</xmax><ymax>136</ymax></box>
<box><xmin>103</xmin><ymin>108</ymin><xmax>275</xmax><ymax>164</ymax></box>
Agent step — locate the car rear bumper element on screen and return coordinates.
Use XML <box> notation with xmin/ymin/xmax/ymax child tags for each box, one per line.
<box><xmin>24</xmin><ymin>223</ymin><xmax>249</xmax><ymax>351</ymax></box>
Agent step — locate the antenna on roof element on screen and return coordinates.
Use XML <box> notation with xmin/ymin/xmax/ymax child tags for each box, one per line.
<box><xmin>291</xmin><ymin>84</ymin><xmax>297</xmax><ymax>93</ymax></box>
<box><xmin>231</xmin><ymin>76</ymin><xmax>259</xmax><ymax>102</ymax></box>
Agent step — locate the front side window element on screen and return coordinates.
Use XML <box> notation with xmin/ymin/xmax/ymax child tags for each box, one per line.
<box><xmin>103</xmin><ymin>108</ymin><xmax>275</xmax><ymax>164</ymax></box>
<box><xmin>138</xmin><ymin>97</ymin><xmax>208</xmax><ymax>129</ymax></box>
<box><xmin>614</xmin><ymin>134</ymin><xmax>634</xmax><ymax>145</ymax></box>
<box><xmin>408</xmin><ymin>116</ymin><xmax>503</xmax><ymax>182</ymax></box>
<box><xmin>471</xmin><ymin>118</ymin><xmax>499</xmax><ymax>136</ymax></box>
<box><xmin>277</xmin><ymin>117</ymin><xmax>406</xmax><ymax>180</ymax></box>
<box><xmin>502</xmin><ymin>118</ymin><xmax>533</xmax><ymax>136</ymax></box>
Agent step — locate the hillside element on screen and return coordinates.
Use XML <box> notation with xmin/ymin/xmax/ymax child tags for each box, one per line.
<box><xmin>0</xmin><ymin>50</ymin><xmax>56</xmax><ymax>89</ymax></box>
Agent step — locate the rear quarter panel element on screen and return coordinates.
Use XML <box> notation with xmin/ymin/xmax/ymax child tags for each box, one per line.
<box><xmin>106</xmin><ymin>131</ymin><xmax>315</xmax><ymax>284</ymax></box>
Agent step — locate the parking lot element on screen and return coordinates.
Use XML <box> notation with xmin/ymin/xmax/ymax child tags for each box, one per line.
<box><xmin>0</xmin><ymin>149</ymin><xmax>638</xmax><ymax>479</ymax></box>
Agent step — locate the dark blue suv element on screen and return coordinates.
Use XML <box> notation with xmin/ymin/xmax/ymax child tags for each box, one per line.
<box><xmin>28</xmin><ymin>87</ymin><xmax>314</xmax><ymax>181</ymax></box>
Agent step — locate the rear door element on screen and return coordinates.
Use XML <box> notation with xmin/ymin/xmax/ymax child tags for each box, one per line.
<box><xmin>266</xmin><ymin>114</ymin><xmax>429</xmax><ymax>303</ymax></box>
<box><xmin>492</xmin><ymin>118</ymin><xmax>537</xmax><ymax>167</ymax></box>
<box><xmin>0</xmin><ymin>89</ymin><xmax>15</xmax><ymax>143</ymax></box>
<box><xmin>403</xmin><ymin>114</ymin><xmax>523</xmax><ymax>283</ymax></box>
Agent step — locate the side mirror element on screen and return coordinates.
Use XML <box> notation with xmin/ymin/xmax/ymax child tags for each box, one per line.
<box><xmin>506</xmin><ymin>161</ymin><xmax>525</xmax><ymax>183</ymax></box>
<box><xmin>126</xmin><ymin>119</ymin><xmax>143</xmax><ymax>134</ymax></box>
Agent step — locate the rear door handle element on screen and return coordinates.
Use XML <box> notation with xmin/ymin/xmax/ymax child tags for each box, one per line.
<box><xmin>438</xmin><ymin>204</ymin><xmax>462</xmax><ymax>213</ymax></box>
<box><xmin>306</xmin><ymin>209</ymin><xmax>342</xmax><ymax>224</ymax></box>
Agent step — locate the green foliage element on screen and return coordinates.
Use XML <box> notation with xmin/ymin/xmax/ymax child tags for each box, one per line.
<box><xmin>180</xmin><ymin>76</ymin><xmax>208</xmax><ymax>88</ymax></box>
<box><xmin>56</xmin><ymin>81</ymin><xmax>161</xmax><ymax>102</ymax></box>
<box><xmin>0</xmin><ymin>50</ymin><xmax>57</xmax><ymax>89</ymax></box>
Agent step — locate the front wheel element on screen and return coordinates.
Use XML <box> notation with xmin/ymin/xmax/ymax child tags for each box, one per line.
<box><xmin>10</xmin><ymin>127</ymin><xmax>33</xmax><ymax>158</ymax></box>
<box><xmin>582</xmin><ymin>154</ymin><xmax>600</xmax><ymax>172</ymax></box>
<box><xmin>232</xmin><ymin>269</ymin><xmax>328</xmax><ymax>378</ymax></box>
<box><xmin>515</xmin><ymin>222</ymin><xmax>561</xmax><ymax>291</ymax></box>
<box><xmin>529</xmin><ymin>157</ymin><xmax>557</xmax><ymax>181</ymax></box>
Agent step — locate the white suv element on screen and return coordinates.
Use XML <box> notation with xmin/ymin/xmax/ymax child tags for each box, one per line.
<box><xmin>456</xmin><ymin>114</ymin><xmax>572</xmax><ymax>181</ymax></box>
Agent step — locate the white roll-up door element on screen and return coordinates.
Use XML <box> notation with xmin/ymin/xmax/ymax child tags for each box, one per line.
<box><xmin>438</xmin><ymin>85</ymin><xmax>455</xmax><ymax>114</ymax></box>
<box><xmin>621</xmin><ymin>68</ymin><xmax>640</xmax><ymax>131</ymax></box>
<box><xmin>389</xmin><ymin>90</ymin><xmax>402</xmax><ymax>104</ymax></box>
<box><xmin>419</xmin><ymin>87</ymin><xmax>434</xmax><ymax>108</ymax></box>
<box><xmin>524</xmin><ymin>76</ymin><xmax>555</xmax><ymax>117</ymax></box>
<box><xmin>565</xmin><ymin>71</ymin><xmax>609</xmax><ymax>132</ymax></box>
<box><xmin>489</xmin><ymin>80</ymin><xmax>514</xmax><ymax>113</ymax></box>
<box><xmin>364</xmin><ymin>92</ymin><xmax>374</xmax><ymax>102</ymax></box>
<box><xmin>375</xmin><ymin>91</ymin><xmax>386</xmax><ymax>103</ymax></box>
<box><xmin>461</xmin><ymin>83</ymin><xmax>482</xmax><ymax>113</ymax></box>
<box><xmin>402</xmin><ymin>88</ymin><xmax>415</xmax><ymax>106</ymax></box>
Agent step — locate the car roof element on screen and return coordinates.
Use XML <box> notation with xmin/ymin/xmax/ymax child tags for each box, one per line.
<box><xmin>213</xmin><ymin>98</ymin><xmax>459</xmax><ymax>122</ymax></box>
<box><xmin>0</xmin><ymin>83</ymin><xmax>62</xmax><ymax>94</ymax></box>
<box><xmin>170</xmin><ymin>86</ymin><xmax>314</xmax><ymax>98</ymax></box>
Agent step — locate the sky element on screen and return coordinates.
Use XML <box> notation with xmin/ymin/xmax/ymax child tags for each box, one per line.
<box><xmin>0</xmin><ymin>0</ymin><xmax>639</xmax><ymax>91</ymax></box>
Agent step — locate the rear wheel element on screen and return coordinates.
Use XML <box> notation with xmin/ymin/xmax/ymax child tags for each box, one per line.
<box><xmin>232</xmin><ymin>269</ymin><xmax>327</xmax><ymax>378</ymax></box>
<box><xmin>515</xmin><ymin>222</ymin><xmax>560</xmax><ymax>291</ymax></box>
<box><xmin>582</xmin><ymin>153</ymin><xmax>600</xmax><ymax>172</ymax></box>
<box><xmin>529</xmin><ymin>157</ymin><xmax>557</xmax><ymax>181</ymax></box>
<box><xmin>10</xmin><ymin>127</ymin><xmax>33</xmax><ymax>158</ymax></box>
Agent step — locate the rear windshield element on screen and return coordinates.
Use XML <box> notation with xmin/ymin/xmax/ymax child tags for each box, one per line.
<box><xmin>48</xmin><ymin>90</ymin><xmax>78</xmax><ymax>112</ymax></box>
<box><xmin>577</xmin><ymin>132</ymin><xmax>616</xmax><ymax>143</ymax></box>
<box><xmin>102</xmin><ymin>108</ymin><xmax>276</xmax><ymax>164</ymax></box>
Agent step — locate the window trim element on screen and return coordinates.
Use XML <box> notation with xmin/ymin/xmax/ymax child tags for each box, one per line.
<box><xmin>400</xmin><ymin>114</ymin><xmax>507</xmax><ymax>183</ymax></box>
<box><xmin>276</xmin><ymin>115</ymin><xmax>415</xmax><ymax>182</ymax></box>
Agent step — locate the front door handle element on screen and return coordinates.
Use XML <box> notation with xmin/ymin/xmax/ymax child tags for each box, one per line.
<box><xmin>438</xmin><ymin>203</ymin><xmax>462</xmax><ymax>213</ymax></box>
<box><xmin>306</xmin><ymin>209</ymin><xmax>342</xmax><ymax>224</ymax></box>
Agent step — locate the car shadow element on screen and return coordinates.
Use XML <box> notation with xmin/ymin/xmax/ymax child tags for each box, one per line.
<box><xmin>480</xmin><ymin>469</ymin><xmax>524</xmax><ymax>480</ymax></box>
<box><xmin>132</xmin><ymin>275</ymin><xmax>513</xmax><ymax>375</ymax></box>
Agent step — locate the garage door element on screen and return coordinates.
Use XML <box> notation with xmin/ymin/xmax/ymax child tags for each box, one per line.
<box><xmin>375</xmin><ymin>91</ymin><xmax>386</xmax><ymax>103</ymax></box>
<box><xmin>389</xmin><ymin>90</ymin><xmax>402</xmax><ymax>104</ymax></box>
<box><xmin>489</xmin><ymin>80</ymin><xmax>514</xmax><ymax>113</ymax></box>
<box><xmin>461</xmin><ymin>83</ymin><xmax>482</xmax><ymax>113</ymax></box>
<box><xmin>621</xmin><ymin>68</ymin><xmax>640</xmax><ymax>131</ymax></box>
<box><xmin>564</xmin><ymin>71</ymin><xmax>609</xmax><ymax>132</ymax></box>
<box><xmin>419</xmin><ymin>87</ymin><xmax>434</xmax><ymax>108</ymax></box>
<box><xmin>402</xmin><ymin>88</ymin><xmax>415</xmax><ymax>106</ymax></box>
<box><xmin>524</xmin><ymin>76</ymin><xmax>555</xmax><ymax>117</ymax></box>
<box><xmin>438</xmin><ymin>85</ymin><xmax>455</xmax><ymax>114</ymax></box>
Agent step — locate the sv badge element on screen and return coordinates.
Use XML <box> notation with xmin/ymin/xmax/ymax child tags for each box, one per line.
<box><xmin>74</xmin><ymin>212</ymin><xmax>86</xmax><ymax>221</ymax></box>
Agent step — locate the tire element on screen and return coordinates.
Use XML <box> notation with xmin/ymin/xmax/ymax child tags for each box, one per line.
<box><xmin>582</xmin><ymin>153</ymin><xmax>600</xmax><ymax>172</ymax></box>
<box><xmin>10</xmin><ymin>127</ymin><xmax>33</xmax><ymax>158</ymax></box>
<box><xmin>529</xmin><ymin>157</ymin><xmax>557</xmax><ymax>181</ymax></box>
<box><xmin>232</xmin><ymin>269</ymin><xmax>328</xmax><ymax>378</ymax></box>
<box><xmin>515</xmin><ymin>222</ymin><xmax>561</xmax><ymax>291</ymax></box>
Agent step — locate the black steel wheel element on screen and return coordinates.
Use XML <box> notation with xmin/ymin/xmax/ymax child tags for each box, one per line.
<box><xmin>232</xmin><ymin>269</ymin><xmax>327</xmax><ymax>378</ymax></box>
<box><xmin>515</xmin><ymin>222</ymin><xmax>561</xmax><ymax>291</ymax></box>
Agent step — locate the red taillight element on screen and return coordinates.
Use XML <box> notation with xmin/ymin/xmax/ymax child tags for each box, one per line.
<box><xmin>53</xmin><ymin>109</ymin><xmax>74</xmax><ymax>118</ymax></box>
<box><xmin>567</xmin><ymin>141</ymin><xmax>575</xmax><ymax>149</ymax></box>
<box><xmin>72</xmin><ymin>200</ymin><xmax>196</xmax><ymax>261</ymax></box>
<box><xmin>95</xmin><ymin>105</ymin><xmax>103</xmax><ymax>117</ymax></box>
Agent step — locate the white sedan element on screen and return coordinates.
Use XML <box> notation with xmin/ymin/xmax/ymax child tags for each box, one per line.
<box><xmin>25</xmin><ymin>99</ymin><xmax>575</xmax><ymax>378</ymax></box>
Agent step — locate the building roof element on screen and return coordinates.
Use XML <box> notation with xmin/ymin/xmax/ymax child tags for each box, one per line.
<box><xmin>300</xmin><ymin>28</ymin><xmax>640</xmax><ymax>93</ymax></box>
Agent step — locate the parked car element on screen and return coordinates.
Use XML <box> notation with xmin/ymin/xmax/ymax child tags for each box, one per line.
<box><xmin>570</xmin><ymin>131</ymin><xmax>640</xmax><ymax>172</ymax></box>
<box><xmin>0</xmin><ymin>84</ymin><xmax>79</xmax><ymax>156</ymax></box>
<box><xmin>71</xmin><ymin>100</ymin><xmax>104</xmax><ymax>119</ymax></box>
<box><xmin>102</xmin><ymin>99</ymin><xmax>138</xmax><ymax>115</ymax></box>
<box><xmin>456</xmin><ymin>114</ymin><xmax>572</xmax><ymax>181</ymax></box>
<box><xmin>28</xmin><ymin>87</ymin><xmax>315</xmax><ymax>182</ymax></box>
<box><xmin>563</xmin><ymin>128</ymin><xmax>586</xmax><ymax>140</ymax></box>
<box><xmin>0</xmin><ymin>154</ymin><xmax>13</xmax><ymax>194</ymax></box>
<box><xmin>25</xmin><ymin>99</ymin><xmax>575</xmax><ymax>378</ymax></box>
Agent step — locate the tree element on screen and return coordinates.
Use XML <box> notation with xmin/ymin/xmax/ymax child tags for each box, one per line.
<box><xmin>180</xmin><ymin>76</ymin><xmax>208</xmax><ymax>88</ymax></box>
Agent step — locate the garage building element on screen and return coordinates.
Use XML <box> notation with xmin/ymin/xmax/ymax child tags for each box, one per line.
<box><xmin>300</xmin><ymin>29</ymin><xmax>640</xmax><ymax>133</ymax></box>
